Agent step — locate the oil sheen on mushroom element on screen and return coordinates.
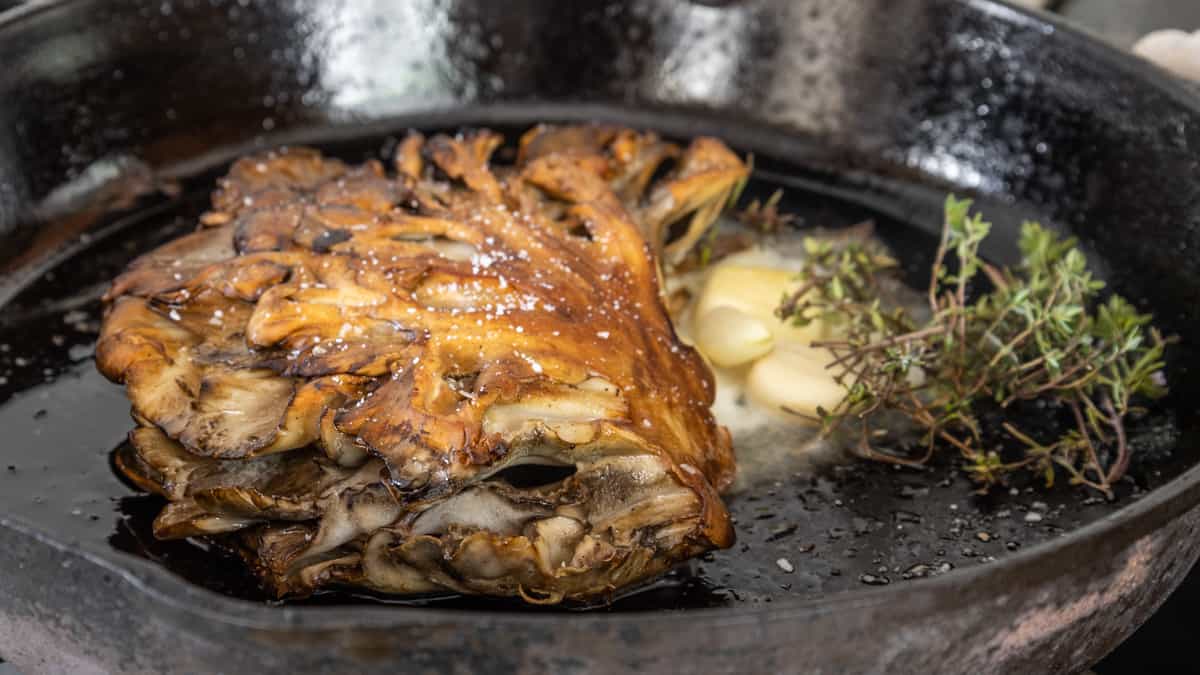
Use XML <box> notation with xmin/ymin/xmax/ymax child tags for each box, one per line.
<box><xmin>97</xmin><ymin>125</ymin><xmax>747</xmax><ymax>603</ymax></box>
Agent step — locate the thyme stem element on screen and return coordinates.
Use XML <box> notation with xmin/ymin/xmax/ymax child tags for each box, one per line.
<box><xmin>778</xmin><ymin>195</ymin><xmax>1168</xmax><ymax>494</ymax></box>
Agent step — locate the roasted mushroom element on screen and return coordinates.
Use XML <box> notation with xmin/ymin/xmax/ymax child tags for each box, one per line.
<box><xmin>98</xmin><ymin>125</ymin><xmax>747</xmax><ymax>603</ymax></box>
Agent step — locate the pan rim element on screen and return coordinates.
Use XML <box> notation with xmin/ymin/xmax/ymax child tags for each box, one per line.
<box><xmin>2</xmin><ymin>0</ymin><xmax>1200</xmax><ymax>631</ymax></box>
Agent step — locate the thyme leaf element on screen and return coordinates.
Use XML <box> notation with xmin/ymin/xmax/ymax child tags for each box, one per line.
<box><xmin>781</xmin><ymin>195</ymin><xmax>1169</xmax><ymax>496</ymax></box>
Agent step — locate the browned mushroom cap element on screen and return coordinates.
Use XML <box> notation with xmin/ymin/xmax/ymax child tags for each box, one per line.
<box><xmin>518</xmin><ymin>124</ymin><xmax>680</xmax><ymax>206</ymax></box>
<box><xmin>117</xmin><ymin>426</ymin><xmax>399</xmax><ymax>546</ymax></box>
<box><xmin>640</xmin><ymin>137</ymin><xmax>748</xmax><ymax>265</ymax></box>
<box><xmin>240</xmin><ymin>438</ymin><xmax>718</xmax><ymax>601</ymax></box>
<box><xmin>370</xmin><ymin>447</ymin><xmax>715</xmax><ymax>601</ymax></box>
<box><xmin>99</xmin><ymin>125</ymin><xmax>745</xmax><ymax>603</ymax></box>
<box><xmin>105</xmin><ymin>225</ymin><xmax>236</xmax><ymax>300</ymax></box>
<box><xmin>97</xmin><ymin>293</ymin><xmax>368</xmax><ymax>459</ymax></box>
<box><xmin>209</xmin><ymin>146</ymin><xmax>350</xmax><ymax>216</ymax></box>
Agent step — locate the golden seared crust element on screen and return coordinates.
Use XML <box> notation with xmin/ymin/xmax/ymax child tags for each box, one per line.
<box><xmin>98</xmin><ymin>126</ymin><xmax>748</xmax><ymax>601</ymax></box>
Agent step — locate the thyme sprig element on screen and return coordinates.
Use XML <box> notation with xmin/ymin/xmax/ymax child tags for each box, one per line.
<box><xmin>781</xmin><ymin>196</ymin><xmax>1168</xmax><ymax>496</ymax></box>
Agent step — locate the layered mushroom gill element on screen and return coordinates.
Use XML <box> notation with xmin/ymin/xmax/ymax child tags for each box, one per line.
<box><xmin>97</xmin><ymin>125</ymin><xmax>746</xmax><ymax>602</ymax></box>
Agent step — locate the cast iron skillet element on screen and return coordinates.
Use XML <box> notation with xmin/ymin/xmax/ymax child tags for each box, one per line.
<box><xmin>3</xmin><ymin>1</ymin><xmax>1200</xmax><ymax>673</ymax></box>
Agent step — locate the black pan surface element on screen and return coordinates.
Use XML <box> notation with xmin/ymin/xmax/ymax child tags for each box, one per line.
<box><xmin>2</xmin><ymin>1</ymin><xmax>1200</xmax><ymax>673</ymax></box>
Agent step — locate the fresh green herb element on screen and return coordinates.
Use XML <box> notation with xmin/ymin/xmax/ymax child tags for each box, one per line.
<box><xmin>779</xmin><ymin>196</ymin><xmax>1169</xmax><ymax>496</ymax></box>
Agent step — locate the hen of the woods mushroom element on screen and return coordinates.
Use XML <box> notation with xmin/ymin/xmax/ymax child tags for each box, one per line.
<box><xmin>97</xmin><ymin>125</ymin><xmax>748</xmax><ymax>603</ymax></box>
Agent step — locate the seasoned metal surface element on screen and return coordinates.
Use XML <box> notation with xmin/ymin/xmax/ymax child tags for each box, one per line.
<box><xmin>3</xmin><ymin>0</ymin><xmax>1200</xmax><ymax>673</ymax></box>
<box><xmin>2</xmin><ymin>157</ymin><xmax>1188</xmax><ymax>609</ymax></box>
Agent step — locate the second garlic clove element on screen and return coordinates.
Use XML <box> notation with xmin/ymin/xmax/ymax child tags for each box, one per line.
<box><xmin>693</xmin><ymin>305</ymin><xmax>776</xmax><ymax>367</ymax></box>
<box><xmin>745</xmin><ymin>342</ymin><xmax>846</xmax><ymax>420</ymax></box>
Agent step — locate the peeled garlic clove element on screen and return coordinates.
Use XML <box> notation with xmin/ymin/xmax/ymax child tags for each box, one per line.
<box><xmin>694</xmin><ymin>265</ymin><xmax>829</xmax><ymax>344</ymax></box>
<box><xmin>694</xmin><ymin>265</ymin><xmax>793</xmax><ymax>323</ymax></box>
<box><xmin>746</xmin><ymin>343</ymin><xmax>845</xmax><ymax>420</ymax></box>
<box><xmin>693</xmin><ymin>305</ymin><xmax>775</xmax><ymax>367</ymax></box>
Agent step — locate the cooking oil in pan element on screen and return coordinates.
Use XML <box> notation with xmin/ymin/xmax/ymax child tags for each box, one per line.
<box><xmin>0</xmin><ymin>132</ymin><xmax>1189</xmax><ymax>612</ymax></box>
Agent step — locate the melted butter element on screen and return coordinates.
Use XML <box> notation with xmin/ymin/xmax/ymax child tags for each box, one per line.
<box><xmin>667</xmin><ymin>224</ymin><xmax>915</xmax><ymax>488</ymax></box>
